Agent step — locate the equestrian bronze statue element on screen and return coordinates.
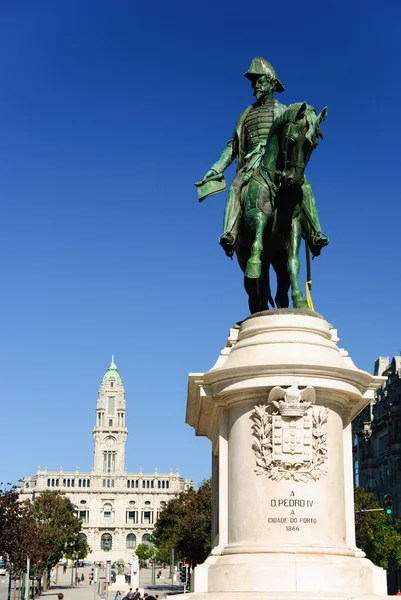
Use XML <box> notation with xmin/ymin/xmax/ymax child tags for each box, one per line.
<box><xmin>195</xmin><ymin>57</ymin><xmax>328</xmax><ymax>313</ymax></box>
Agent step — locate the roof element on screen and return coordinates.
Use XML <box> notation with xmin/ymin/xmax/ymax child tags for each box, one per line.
<box><xmin>102</xmin><ymin>355</ymin><xmax>122</xmax><ymax>384</ymax></box>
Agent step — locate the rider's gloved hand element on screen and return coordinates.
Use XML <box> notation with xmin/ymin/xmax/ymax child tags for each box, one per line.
<box><xmin>203</xmin><ymin>169</ymin><xmax>218</xmax><ymax>180</ymax></box>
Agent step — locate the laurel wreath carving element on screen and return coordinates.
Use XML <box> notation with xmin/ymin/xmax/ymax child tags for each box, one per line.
<box><xmin>250</xmin><ymin>404</ymin><xmax>329</xmax><ymax>482</ymax></box>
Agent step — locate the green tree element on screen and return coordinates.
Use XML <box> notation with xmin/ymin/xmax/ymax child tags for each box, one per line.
<box><xmin>153</xmin><ymin>479</ymin><xmax>212</xmax><ymax>567</ymax></box>
<box><xmin>32</xmin><ymin>490</ymin><xmax>89</xmax><ymax>589</ymax></box>
<box><xmin>354</xmin><ymin>486</ymin><xmax>401</xmax><ymax>569</ymax></box>
<box><xmin>0</xmin><ymin>485</ymin><xmax>43</xmax><ymax>578</ymax></box>
<box><xmin>135</xmin><ymin>543</ymin><xmax>154</xmax><ymax>562</ymax></box>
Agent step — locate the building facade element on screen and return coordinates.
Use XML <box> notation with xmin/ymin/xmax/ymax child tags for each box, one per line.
<box><xmin>20</xmin><ymin>358</ymin><xmax>193</xmax><ymax>562</ymax></box>
<box><xmin>352</xmin><ymin>354</ymin><xmax>401</xmax><ymax>520</ymax></box>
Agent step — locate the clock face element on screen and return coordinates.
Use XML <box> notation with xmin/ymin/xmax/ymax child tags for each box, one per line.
<box><xmin>106</xmin><ymin>438</ymin><xmax>115</xmax><ymax>447</ymax></box>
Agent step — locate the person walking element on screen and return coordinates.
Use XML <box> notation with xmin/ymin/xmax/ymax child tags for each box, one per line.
<box><xmin>114</xmin><ymin>591</ymin><xmax>122</xmax><ymax>600</ymax></box>
<box><xmin>81</xmin><ymin>573</ymin><xmax>85</xmax><ymax>583</ymax></box>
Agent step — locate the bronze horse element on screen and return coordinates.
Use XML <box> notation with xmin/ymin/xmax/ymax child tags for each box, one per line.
<box><xmin>236</xmin><ymin>102</ymin><xmax>328</xmax><ymax>313</ymax></box>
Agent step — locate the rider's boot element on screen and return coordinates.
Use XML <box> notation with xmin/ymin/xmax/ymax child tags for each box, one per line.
<box><xmin>218</xmin><ymin>231</ymin><xmax>236</xmax><ymax>258</ymax></box>
<box><xmin>309</xmin><ymin>231</ymin><xmax>329</xmax><ymax>257</ymax></box>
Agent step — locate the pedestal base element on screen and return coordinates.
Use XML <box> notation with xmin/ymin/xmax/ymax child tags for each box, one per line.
<box><xmin>186</xmin><ymin>310</ymin><xmax>389</xmax><ymax>599</ymax></box>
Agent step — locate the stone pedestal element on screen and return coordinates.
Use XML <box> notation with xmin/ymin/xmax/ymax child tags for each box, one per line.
<box><xmin>186</xmin><ymin>310</ymin><xmax>389</xmax><ymax>600</ymax></box>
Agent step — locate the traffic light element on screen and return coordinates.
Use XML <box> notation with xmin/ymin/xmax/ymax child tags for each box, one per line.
<box><xmin>384</xmin><ymin>494</ymin><xmax>392</xmax><ymax>515</ymax></box>
<box><xmin>180</xmin><ymin>565</ymin><xmax>189</xmax><ymax>583</ymax></box>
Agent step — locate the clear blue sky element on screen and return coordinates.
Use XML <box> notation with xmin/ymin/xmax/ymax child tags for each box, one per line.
<box><xmin>0</xmin><ymin>0</ymin><xmax>400</xmax><ymax>488</ymax></box>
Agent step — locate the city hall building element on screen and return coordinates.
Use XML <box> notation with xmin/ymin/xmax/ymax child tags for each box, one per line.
<box><xmin>20</xmin><ymin>358</ymin><xmax>193</xmax><ymax>562</ymax></box>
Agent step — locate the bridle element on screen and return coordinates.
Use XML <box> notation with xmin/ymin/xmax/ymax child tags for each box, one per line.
<box><xmin>260</xmin><ymin>119</ymin><xmax>309</xmax><ymax>183</ymax></box>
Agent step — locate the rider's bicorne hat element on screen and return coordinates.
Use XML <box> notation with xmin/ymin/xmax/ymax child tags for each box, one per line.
<box><xmin>244</xmin><ymin>57</ymin><xmax>285</xmax><ymax>93</ymax></box>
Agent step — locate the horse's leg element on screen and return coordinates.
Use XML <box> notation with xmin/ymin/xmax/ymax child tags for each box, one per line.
<box><xmin>288</xmin><ymin>215</ymin><xmax>309</xmax><ymax>309</ymax></box>
<box><xmin>244</xmin><ymin>264</ymin><xmax>270</xmax><ymax>314</ymax></box>
<box><xmin>272</xmin><ymin>250</ymin><xmax>290</xmax><ymax>308</ymax></box>
<box><xmin>245</xmin><ymin>208</ymin><xmax>268</xmax><ymax>279</ymax></box>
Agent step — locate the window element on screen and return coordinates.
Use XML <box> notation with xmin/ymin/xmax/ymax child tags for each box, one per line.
<box><xmin>126</xmin><ymin>511</ymin><xmax>138</xmax><ymax>524</ymax></box>
<box><xmin>110</xmin><ymin>382</ymin><xmax>114</xmax><ymax>388</ymax></box>
<box><xmin>101</xmin><ymin>533</ymin><xmax>112</xmax><ymax>550</ymax></box>
<box><xmin>108</xmin><ymin>396</ymin><xmax>115</xmax><ymax>414</ymax></box>
<box><xmin>103</xmin><ymin>451</ymin><xmax>116</xmax><ymax>473</ymax></box>
<box><xmin>166</xmin><ymin>481</ymin><xmax>169</xmax><ymax>489</ymax></box>
<box><xmin>129</xmin><ymin>500</ymin><xmax>135</xmax><ymax>506</ymax></box>
<box><xmin>103</xmin><ymin>504</ymin><xmax>113</xmax><ymax>524</ymax></box>
<box><xmin>142</xmin><ymin>533</ymin><xmax>151</xmax><ymax>546</ymax></box>
<box><xmin>79</xmin><ymin>510</ymin><xmax>89</xmax><ymax>523</ymax></box>
<box><xmin>109</xmin><ymin>419</ymin><xmax>113</xmax><ymax>426</ymax></box>
<box><xmin>143</xmin><ymin>511</ymin><xmax>151</xmax><ymax>524</ymax></box>
<box><xmin>127</xmin><ymin>480</ymin><xmax>130</xmax><ymax>488</ymax></box>
<box><xmin>78</xmin><ymin>480</ymin><xmax>82</xmax><ymax>488</ymax></box>
<box><xmin>142</xmin><ymin>481</ymin><xmax>145</xmax><ymax>488</ymax></box>
<box><xmin>145</xmin><ymin>501</ymin><xmax>151</xmax><ymax>505</ymax></box>
<box><xmin>379</xmin><ymin>435</ymin><xmax>388</xmax><ymax>455</ymax></box>
<box><xmin>87</xmin><ymin>480</ymin><xmax>90</xmax><ymax>488</ymax></box>
<box><xmin>126</xmin><ymin>534</ymin><xmax>136</xmax><ymax>549</ymax></box>
<box><xmin>354</xmin><ymin>460</ymin><xmax>359</xmax><ymax>486</ymax></box>
<box><xmin>47</xmin><ymin>479</ymin><xmax>50</xmax><ymax>487</ymax></box>
<box><xmin>83</xmin><ymin>479</ymin><xmax>86</xmax><ymax>488</ymax></box>
<box><xmin>80</xmin><ymin>500</ymin><xmax>87</xmax><ymax>505</ymax></box>
<box><xmin>157</xmin><ymin>481</ymin><xmax>161</xmax><ymax>489</ymax></box>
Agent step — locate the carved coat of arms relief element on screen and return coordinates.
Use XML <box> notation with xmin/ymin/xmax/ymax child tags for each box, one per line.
<box><xmin>250</xmin><ymin>384</ymin><xmax>329</xmax><ymax>482</ymax></box>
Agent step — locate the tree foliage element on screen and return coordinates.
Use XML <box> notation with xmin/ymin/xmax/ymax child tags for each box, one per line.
<box><xmin>135</xmin><ymin>543</ymin><xmax>153</xmax><ymax>561</ymax></box>
<box><xmin>33</xmin><ymin>490</ymin><xmax>89</xmax><ymax>574</ymax></box>
<box><xmin>153</xmin><ymin>478</ymin><xmax>212</xmax><ymax>567</ymax></box>
<box><xmin>354</xmin><ymin>486</ymin><xmax>401</xmax><ymax>569</ymax></box>
<box><xmin>0</xmin><ymin>486</ymin><xmax>42</xmax><ymax>576</ymax></box>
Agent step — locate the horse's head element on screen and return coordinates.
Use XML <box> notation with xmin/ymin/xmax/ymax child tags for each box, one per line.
<box><xmin>280</xmin><ymin>102</ymin><xmax>328</xmax><ymax>188</ymax></box>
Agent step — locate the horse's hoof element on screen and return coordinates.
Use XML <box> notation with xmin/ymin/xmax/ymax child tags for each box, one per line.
<box><xmin>245</xmin><ymin>260</ymin><xmax>262</xmax><ymax>279</ymax></box>
<box><xmin>293</xmin><ymin>298</ymin><xmax>309</xmax><ymax>309</ymax></box>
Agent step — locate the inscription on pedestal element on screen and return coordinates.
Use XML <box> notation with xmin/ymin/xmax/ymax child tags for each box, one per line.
<box><xmin>267</xmin><ymin>491</ymin><xmax>318</xmax><ymax>531</ymax></box>
<box><xmin>250</xmin><ymin>384</ymin><xmax>329</xmax><ymax>482</ymax></box>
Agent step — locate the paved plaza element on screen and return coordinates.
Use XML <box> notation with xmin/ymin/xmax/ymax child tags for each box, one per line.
<box><xmin>0</xmin><ymin>565</ymin><xmax>184</xmax><ymax>600</ymax></box>
<box><xmin>42</xmin><ymin>566</ymin><xmax>183</xmax><ymax>600</ymax></box>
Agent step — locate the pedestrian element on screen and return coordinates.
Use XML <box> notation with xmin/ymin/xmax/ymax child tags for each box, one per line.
<box><xmin>58</xmin><ymin>595</ymin><xmax>64</xmax><ymax>600</ymax></box>
<box><xmin>76</xmin><ymin>574</ymin><xmax>80</xmax><ymax>585</ymax></box>
<box><xmin>133</xmin><ymin>588</ymin><xmax>141</xmax><ymax>600</ymax></box>
<box><xmin>127</xmin><ymin>588</ymin><xmax>135</xmax><ymax>600</ymax></box>
<box><xmin>89</xmin><ymin>573</ymin><xmax>93</xmax><ymax>585</ymax></box>
<box><xmin>115</xmin><ymin>591</ymin><xmax>122</xmax><ymax>600</ymax></box>
<box><xmin>81</xmin><ymin>573</ymin><xmax>85</xmax><ymax>583</ymax></box>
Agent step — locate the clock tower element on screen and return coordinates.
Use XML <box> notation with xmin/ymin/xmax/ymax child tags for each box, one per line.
<box><xmin>93</xmin><ymin>357</ymin><xmax>127</xmax><ymax>476</ymax></box>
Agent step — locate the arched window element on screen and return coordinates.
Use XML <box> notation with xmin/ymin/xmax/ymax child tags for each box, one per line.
<box><xmin>142</xmin><ymin>533</ymin><xmax>151</xmax><ymax>546</ymax></box>
<box><xmin>101</xmin><ymin>533</ymin><xmax>112</xmax><ymax>551</ymax></box>
<box><xmin>103</xmin><ymin>503</ymin><xmax>113</xmax><ymax>524</ymax></box>
<box><xmin>126</xmin><ymin>534</ymin><xmax>136</xmax><ymax>549</ymax></box>
<box><xmin>80</xmin><ymin>532</ymin><xmax>87</xmax><ymax>543</ymax></box>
